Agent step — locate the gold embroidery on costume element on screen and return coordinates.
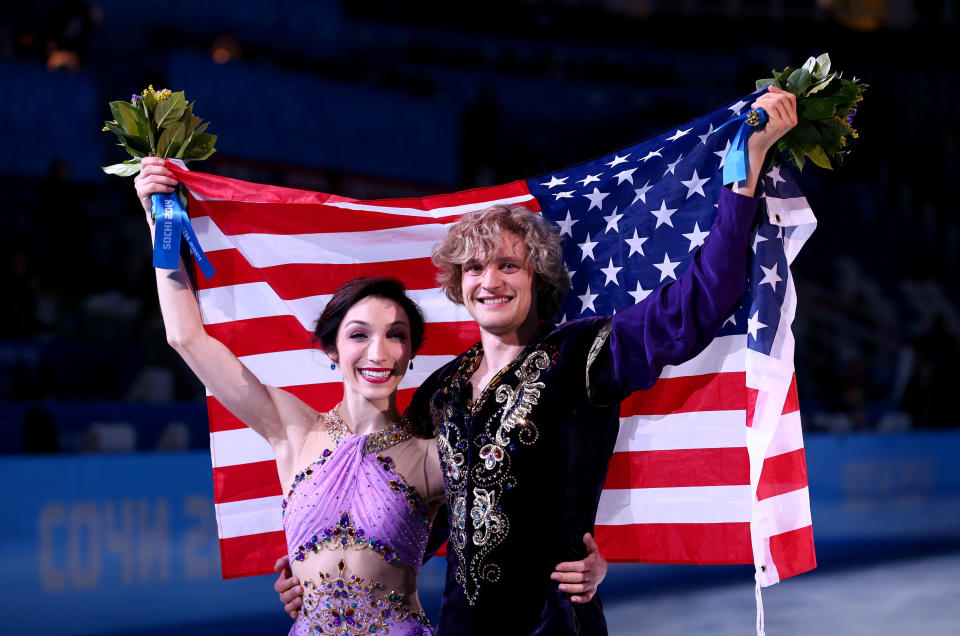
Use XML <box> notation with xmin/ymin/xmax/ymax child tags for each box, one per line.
<box><xmin>299</xmin><ymin>559</ymin><xmax>431</xmax><ymax>634</ymax></box>
<box><xmin>326</xmin><ymin>403</ymin><xmax>414</xmax><ymax>453</ymax></box>
<box><xmin>435</xmin><ymin>343</ymin><xmax>555</xmax><ymax>605</ymax></box>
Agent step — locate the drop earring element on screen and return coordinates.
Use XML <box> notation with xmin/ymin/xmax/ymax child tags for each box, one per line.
<box><xmin>330</xmin><ymin>362</ymin><xmax>336</xmax><ymax>370</ymax></box>
<box><xmin>409</xmin><ymin>361</ymin><xmax>414</xmax><ymax>370</ymax></box>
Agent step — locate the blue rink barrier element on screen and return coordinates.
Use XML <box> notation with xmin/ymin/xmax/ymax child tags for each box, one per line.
<box><xmin>1</xmin><ymin>431</ymin><xmax>958</xmax><ymax>634</ymax></box>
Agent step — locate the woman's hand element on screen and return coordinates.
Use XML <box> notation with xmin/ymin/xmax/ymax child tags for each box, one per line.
<box><xmin>134</xmin><ymin>156</ymin><xmax>178</xmax><ymax>220</ymax></box>
<box><xmin>273</xmin><ymin>555</ymin><xmax>303</xmax><ymax>619</ymax></box>
<box><xmin>550</xmin><ymin>533</ymin><xmax>608</xmax><ymax>603</ymax></box>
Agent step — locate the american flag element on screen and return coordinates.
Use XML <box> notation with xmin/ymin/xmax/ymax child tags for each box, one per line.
<box><xmin>168</xmin><ymin>89</ymin><xmax>816</xmax><ymax>585</ymax></box>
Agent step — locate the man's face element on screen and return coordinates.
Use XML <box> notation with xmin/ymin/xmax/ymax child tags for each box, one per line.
<box><xmin>460</xmin><ymin>231</ymin><xmax>537</xmax><ymax>337</ymax></box>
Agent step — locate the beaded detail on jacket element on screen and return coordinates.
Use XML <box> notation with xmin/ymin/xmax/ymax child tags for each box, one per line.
<box><xmin>433</xmin><ymin>340</ymin><xmax>557</xmax><ymax>605</ymax></box>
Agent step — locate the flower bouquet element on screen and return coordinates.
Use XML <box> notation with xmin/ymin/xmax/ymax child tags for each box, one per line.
<box><xmin>756</xmin><ymin>53</ymin><xmax>866</xmax><ymax>171</ymax></box>
<box><xmin>101</xmin><ymin>86</ymin><xmax>217</xmax><ymax>278</ymax></box>
<box><xmin>102</xmin><ymin>86</ymin><xmax>217</xmax><ymax>175</ymax></box>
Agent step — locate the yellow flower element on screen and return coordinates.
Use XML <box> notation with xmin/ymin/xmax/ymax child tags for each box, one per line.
<box><xmin>156</xmin><ymin>88</ymin><xmax>172</xmax><ymax>100</ymax></box>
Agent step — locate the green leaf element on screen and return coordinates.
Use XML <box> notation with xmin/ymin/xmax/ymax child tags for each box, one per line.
<box><xmin>154</xmin><ymin>92</ymin><xmax>187</xmax><ymax>128</ymax></box>
<box><xmin>806</xmin><ymin>145</ymin><xmax>833</xmax><ymax>170</ymax></box>
<box><xmin>141</xmin><ymin>89</ymin><xmax>157</xmax><ymax>114</ymax></box>
<box><xmin>817</xmin><ymin>118</ymin><xmax>850</xmax><ymax>137</ymax></box>
<box><xmin>111</xmin><ymin>101</ymin><xmax>151</xmax><ymax>139</ymax></box>
<box><xmin>756</xmin><ymin>78</ymin><xmax>777</xmax><ymax>90</ymax></box>
<box><xmin>790</xmin><ymin>118</ymin><xmax>821</xmax><ymax>148</ymax></box>
<box><xmin>833</xmin><ymin>80</ymin><xmax>861</xmax><ymax>103</ymax></box>
<box><xmin>798</xmin><ymin>97</ymin><xmax>836</xmax><ymax>120</ymax></box>
<box><xmin>788</xmin><ymin>146</ymin><xmax>806</xmax><ymax>171</ymax></box>
<box><xmin>181</xmin><ymin>133</ymin><xmax>217</xmax><ymax>160</ymax></box>
<box><xmin>102</xmin><ymin>160</ymin><xmax>143</xmax><ymax>177</ymax></box>
<box><xmin>104</xmin><ymin>120</ymin><xmax>151</xmax><ymax>155</ymax></box>
<box><xmin>814</xmin><ymin>53</ymin><xmax>831</xmax><ymax>78</ymax></box>
<box><xmin>801</xmin><ymin>56</ymin><xmax>817</xmax><ymax>75</ymax></box>
<box><xmin>121</xmin><ymin>142</ymin><xmax>147</xmax><ymax>158</ymax></box>
<box><xmin>156</xmin><ymin>121</ymin><xmax>186</xmax><ymax>157</ymax></box>
<box><xmin>805</xmin><ymin>73</ymin><xmax>836</xmax><ymax>96</ymax></box>
<box><xmin>785</xmin><ymin>68</ymin><xmax>813</xmax><ymax>95</ymax></box>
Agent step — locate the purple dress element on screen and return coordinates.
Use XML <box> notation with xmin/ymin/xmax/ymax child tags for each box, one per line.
<box><xmin>283</xmin><ymin>413</ymin><xmax>434</xmax><ymax>635</ymax></box>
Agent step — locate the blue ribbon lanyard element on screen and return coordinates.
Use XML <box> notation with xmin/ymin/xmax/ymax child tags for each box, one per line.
<box><xmin>151</xmin><ymin>191</ymin><xmax>216</xmax><ymax>280</ymax></box>
<box><xmin>716</xmin><ymin>107</ymin><xmax>770</xmax><ymax>186</ymax></box>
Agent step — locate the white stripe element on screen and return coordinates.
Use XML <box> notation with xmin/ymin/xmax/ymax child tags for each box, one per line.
<box><xmin>210</xmin><ymin>428</ymin><xmax>276</xmax><ymax>468</ymax></box>
<box><xmin>198</xmin><ymin>283</ymin><xmax>472</xmax><ymax>328</ymax></box>
<box><xmin>755</xmin><ymin>487</ymin><xmax>812</xmax><ymax>537</ymax></box>
<box><xmin>765</xmin><ymin>195</ymin><xmax>816</xmax><ymax>227</ymax></box>
<box><xmin>658</xmin><ymin>334</ymin><xmax>747</xmax><ymax>378</ymax></box>
<box><xmin>615</xmin><ymin>410</ymin><xmax>747</xmax><ymax>452</ymax></box>
<box><xmin>596</xmin><ymin>485</ymin><xmax>752</xmax><ymax>525</ymax></box>
<box><xmin>764</xmin><ymin>410</ymin><xmax>804</xmax><ymax>458</ymax></box>
<box><xmin>194</xmin><ymin>224</ymin><xmax>451</xmax><ymax>267</ymax></box>
<box><xmin>325</xmin><ymin>193</ymin><xmax>536</xmax><ymax>218</ymax></box>
<box><xmin>215</xmin><ymin>495</ymin><xmax>284</xmax><ymax>538</ymax></box>
<box><xmin>193</xmin><ymin>216</ymin><xmax>232</xmax><ymax>252</ymax></box>
<box><xmin>237</xmin><ymin>351</ymin><xmax>455</xmax><ymax>389</ymax></box>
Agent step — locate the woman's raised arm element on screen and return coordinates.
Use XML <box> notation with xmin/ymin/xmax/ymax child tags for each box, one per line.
<box><xmin>135</xmin><ymin>157</ymin><xmax>315</xmax><ymax>453</ymax></box>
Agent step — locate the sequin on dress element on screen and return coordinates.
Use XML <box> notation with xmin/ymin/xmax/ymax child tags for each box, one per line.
<box><xmin>284</xmin><ymin>410</ymin><xmax>434</xmax><ymax>635</ymax></box>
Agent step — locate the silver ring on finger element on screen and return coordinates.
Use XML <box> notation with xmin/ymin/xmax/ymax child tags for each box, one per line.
<box><xmin>583</xmin><ymin>573</ymin><xmax>589</xmax><ymax>584</ymax></box>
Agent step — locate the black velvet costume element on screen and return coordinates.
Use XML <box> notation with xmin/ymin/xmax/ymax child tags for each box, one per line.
<box><xmin>406</xmin><ymin>188</ymin><xmax>759</xmax><ymax>634</ymax></box>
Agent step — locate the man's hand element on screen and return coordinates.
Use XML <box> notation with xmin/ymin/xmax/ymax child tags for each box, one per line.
<box><xmin>733</xmin><ymin>85</ymin><xmax>798</xmax><ymax>197</ymax></box>
<box><xmin>747</xmin><ymin>86</ymin><xmax>799</xmax><ymax>156</ymax></box>
<box><xmin>273</xmin><ymin>555</ymin><xmax>302</xmax><ymax>619</ymax></box>
<box><xmin>550</xmin><ymin>533</ymin><xmax>608</xmax><ymax>603</ymax></box>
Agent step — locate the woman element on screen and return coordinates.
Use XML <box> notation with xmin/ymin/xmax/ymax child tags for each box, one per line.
<box><xmin>135</xmin><ymin>158</ymin><xmax>606</xmax><ymax>634</ymax></box>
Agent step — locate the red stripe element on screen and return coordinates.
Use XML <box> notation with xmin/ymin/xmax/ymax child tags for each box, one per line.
<box><xmin>219</xmin><ymin>531</ymin><xmax>288</xmax><ymax>579</ymax></box>
<box><xmin>205</xmin><ymin>315</ymin><xmax>314</xmax><ymax>357</ymax></box>
<box><xmin>595</xmin><ymin>522</ymin><xmax>752</xmax><ymax>564</ymax></box>
<box><xmin>420</xmin><ymin>322</ymin><xmax>480</xmax><ymax>355</ymax></box>
<box><xmin>277</xmin><ymin>383</ymin><xmax>415</xmax><ymax>415</ymax></box>
<box><xmin>195</xmin><ymin>252</ymin><xmax>442</xmax><ymax>296</ymax></box>
<box><xmin>604</xmin><ymin>448</ymin><xmax>749</xmax><ymax>489</ymax></box>
<box><xmin>359</xmin><ymin>180</ymin><xmax>536</xmax><ymax>212</ymax></box>
<box><xmin>172</xmin><ymin>164</ymin><xmax>361</xmax><ymax>206</ymax></box>
<box><xmin>213</xmin><ymin>460</ymin><xmax>282</xmax><ymax>504</ymax></box>
<box><xmin>172</xmin><ymin>162</ymin><xmax>532</xmax><ymax>212</ymax></box>
<box><xmin>621</xmin><ymin>372</ymin><xmax>747</xmax><ymax>417</ymax></box>
<box><xmin>783</xmin><ymin>374</ymin><xmax>799</xmax><ymax>414</ymax></box>
<box><xmin>207</xmin><ymin>397</ymin><xmax>246</xmax><ymax>433</ymax></box>
<box><xmin>206</xmin><ymin>313</ymin><xmax>476</xmax><ymax>359</ymax></box>
<box><xmin>746</xmin><ymin>387</ymin><xmax>758</xmax><ymax>428</ymax></box>
<box><xmin>756</xmin><ymin>447</ymin><xmax>809</xmax><ymax>501</ymax></box>
<box><xmin>769</xmin><ymin>524</ymin><xmax>816</xmax><ymax>580</ymax></box>
<box><xmin>206</xmin><ymin>380</ymin><xmax>431</xmax><ymax>434</ymax></box>
<box><xmin>191</xmin><ymin>199</ymin><xmax>448</xmax><ymax>234</ymax></box>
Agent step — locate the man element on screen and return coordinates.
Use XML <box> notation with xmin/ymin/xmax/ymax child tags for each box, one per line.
<box><xmin>278</xmin><ymin>87</ymin><xmax>797</xmax><ymax>633</ymax></box>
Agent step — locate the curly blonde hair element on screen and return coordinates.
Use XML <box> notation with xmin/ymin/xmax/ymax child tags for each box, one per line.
<box><xmin>431</xmin><ymin>204</ymin><xmax>569</xmax><ymax>320</ymax></box>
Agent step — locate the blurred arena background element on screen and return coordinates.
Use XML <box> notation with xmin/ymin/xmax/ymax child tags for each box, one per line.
<box><xmin>1</xmin><ymin>1</ymin><xmax>958</xmax><ymax>634</ymax></box>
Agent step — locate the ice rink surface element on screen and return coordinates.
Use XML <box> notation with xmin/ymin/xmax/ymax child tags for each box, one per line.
<box><xmin>604</xmin><ymin>551</ymin><xmax>960</xmax><ymax>635</ymax></box>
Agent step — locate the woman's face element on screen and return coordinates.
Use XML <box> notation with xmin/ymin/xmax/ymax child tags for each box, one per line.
<box><xmin>330</xmin><ymin>296</ymin><xmax>413</xmax><ymax>404</ymax></box>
